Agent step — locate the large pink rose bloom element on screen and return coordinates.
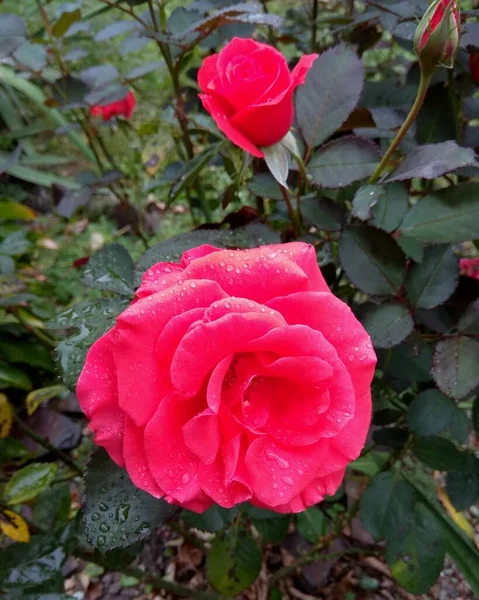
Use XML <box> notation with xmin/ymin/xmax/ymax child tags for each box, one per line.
<box><xmin>77</xmin><ymin>243</ymin><xmax>376</xmax><ymax>513</ymax></box>
<box><xmin>198</xmin><ymin>38</ymin><xmax>317</xmax><ymax>158</ymax></box>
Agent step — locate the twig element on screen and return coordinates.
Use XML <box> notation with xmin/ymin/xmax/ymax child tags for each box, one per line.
<box><xmin>13</xmin><ymin>413</ymin><xmax>83</xmax><ymax>476</ymax></box>
<box><xmin>280</xmin><ymin>185</ymin><xmax>301</xmax><ymax>237</ymax></box>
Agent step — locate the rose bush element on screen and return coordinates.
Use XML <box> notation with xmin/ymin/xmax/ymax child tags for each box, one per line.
<box><xmin>198</xmin><ymin>38</ymin><xmax>317</xmax><ymax>157</ymax></box>
<box><xmin>77</xmin><ymin>243</ymin><xmax>376</xmax><ymax>513</ymax></box>
<box><xmin>90</xmin><ymin>90</ymin><xmax>136</xmax><ymax>121</ymax></box>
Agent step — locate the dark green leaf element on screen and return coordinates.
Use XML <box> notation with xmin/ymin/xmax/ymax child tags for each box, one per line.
<box><xmin>383</xmin><ymin>338</ymin><xmax>433</xmax><ymax>384</ymax></box>
<box><xmin>399</xmin><ymin>183</ymin><xmax>479</xmax><ymax>243</ymax></box>
<box><xmin>0</xmin><ymin>362</ymin><xmax>32</xmax><ymax>390</ymax></box>
<box><xmin>308</xmin><ymin>136</ymin><xmax>380</xmax><ymax>188</ymax></box>
<box><xmin>473</xmin><ymin>396</ymin><xmax>479</xmax><ymax>437</ymax></box>
<box><xmin>386</xmin><ymin>502</ymin><xmax>445</xmax><ymax>594</ymax></box>
<box><xmin>301</xmin><ymin>195</ymin><xmax>346</xmax><ymax>231</ymax></box>
<box><xmin>13</xmin><ymin>42</ymin><xmax>47</xmax><ymax>72</ymax></box>
<box><xmin>360</xmin><ymin>471</ymin><xmax>415</xmax><ymax>540</ymax></box>
<box><xmin>0</xmin><ymin>230</ymin><xmax>31</xmax><ymax>255</ymax></box>
<box><xmin>448</xmin><ymin>406</ymin><xmax>470</xmax><ymax>444</ymax></box>
<box><xmin>247</xmin><ymin>173</ymin><xmax>283</xmax><ymax>200</ymax></box>
<box><xmin>405</xmin><ymin>245</ymin><xmax>458</xmax><ymax>309</ymax></box>
<box><xmin>80</xmin><ymin>65</ymin><xmax>119</xmax><ymax>89</ymax></box>
<box><xmin>52</xmin><ymin>9</ymin><xmax>81</xmax><ymax>38</ymax></box>
<box><xmin>352</xmin><ymin>184</ymin><xmax>384</xmax><ymax>220</ymax></box>
<box><xmin>397</xmin><ymin>237</ymin><xmax>424</xmax><ymax>263</ymax></box>
<box><xmin>446</xmin><ymin>456</ymin><xmax>479</xmax><ymax>510</ymax></box>
<box><xmin>416</xmin><ymin>83</ymin><xmax>456</xmax><ymax>144</ymax></box>
<box><xmin>297</xmin><ymin>43</ymin><xmax>363</xmax><ymax>148</ymax></box>
<box><xmin>432</xmin><ymin>337</ymin><xmax>479</xmax><ymax>400</ymax></box>
<box><xmin>83</xmin><ymin>448</ymin><xmax>177</xmax><ymax>551</ymax></box>
<box><xmin>457</xmin><ymin>300</ymin><xmax>479</xmax><ymax>335</ymax></box>
<box><xmin>56</xmin><ymin>188</ymin><xmax>92</xmax><ymax>219</ymax></box>
<box><xmin>252</xmin><ymin>515</ymin><xmax>289</xmax><ymax>543</ymax></box>
<box><xmin>94</xmin><ymin>21</ymin><xmax>138</xmax><ymax>41</ymax></box>
<box><xmin>339</xmin><ymin>225</ymin><xmax>405</xmax><ymax>295</ymax></box>
<box><xmin>0</xmin><ymin>535</ymin><xmax>66</xmax><ymax>588</ymax></box>
<box><xmin>207</xmin><ymin>528</ymin><xmax>261</xmax><ymax>596</ymax></box>
<box><xmin>83</xmin><ymin>243</ymin><xmax>134</xmax><ymax>296</ymax></box>
<box><xmin>169</xmin><ymin>143</ymin><xmax>224</xmax><ymax>203</ymax></box>
<box><xmin>370</xmin><ymin>183</ymin><xmax>409</xmax><ymax>233</ymax></box>
<box><xmin>85</xmin><ymin>83</ymin><xmax>128</xmax><ymax>107</ymax></box>
<box><xmin>407</xmin><ymin>389</ymin><xmax>455</xmax><ymax>437</ymax></box>
<box><xmin>0</xmin><ymin>338</ymin><xmax>55</xmax><ymax>371</ymax></box>
<box><xmin>362</xmin><ymin>302</ymin><xmax>414</xmax><ymax>348</ymax></box>
<box><xmin>384</xmin><ymin>142</ymin><xmax>477</xmax><ymax>183</ymax></box>
<box><xmin>403</xmin><ymin>468</ymin><xmax>479</xmax><ymax>597</ymax></box>
<box><xmin>52</xmin><ymin>76</ymin><xmax>89</xmax><ymax>108</ymax></box>
<box><xmin>183</xmin><ymin>505</ymin><xmax>238</xmax><ymax>533</ymax></box>
<box><xmin>296</xmin><ymin>507</ymin><xmax>328</xmax><ymax>543</ymax></box>
<box><xmin>413</xmin><ymin>436</ymin><xmax>469</xmax><ymax>471</ymax></box>
<box><xmin>51</xmin><ymin>298</ymin><xmax>129</xmax><ymax>390</ymax></box>
<box><xmin>0</xmin><ymin>14</ymin><xmax>26</xmax><ymax>58</ymax></box>
<box><xmin>5</xmin><ymin>463</ymin><xmax>57</xmax><ymax>504</ymax></box>
<box><xmin>33</xmin><ymin>483</ymin><xmax>71</xmax><ymax>532</ymax></box>
<box><xmin>125</xmin><ymin>61</ymin><xmax>164</xmax><ymax>81</ymax></box>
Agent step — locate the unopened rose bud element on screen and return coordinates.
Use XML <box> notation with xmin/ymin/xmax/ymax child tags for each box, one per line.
<box><xmin>414</xmin><ymin>0</ymin><xmax>460</xmax><ymax>73</ymax></box>
<box><xmin>469</xmin><ymin>51</ymin><xmax>479</xmax><ymax>85</ymax></box>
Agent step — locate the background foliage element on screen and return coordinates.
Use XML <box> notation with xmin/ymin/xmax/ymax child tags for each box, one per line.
<box><xmin>1</xmin><ymin>0</ymin><xmax>479</xmax><ymax>598</ymax></box>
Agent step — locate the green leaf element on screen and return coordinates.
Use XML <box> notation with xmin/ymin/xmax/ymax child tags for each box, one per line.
<box><xmin>397</xmin><ymin>237</ymin><xmax>424</xmax><ymax>263</ymax></box>
<box><xmin>83</xmin><ymin>448</ymin><xmax>176</xmax><ymax>551</ymax></box>
<box><xmin>169</xmin><ymin>142</ymin><xmax>224</xmax><ymax>203</ymax></box>
<box><xmin>3</xmin><ymin>161</ymin><xmax>80</xmax><ymax>190</ymax></box>
<box><xmin>52</xmin><ymin>9</ymin><xmax>81</xmax><ymax>37</ymax></box>
<box><xmin>350</xmin><ymin>450</ymin><xmax>390</xmax><ymax>476</ymax></box>
<box><xmin>352</xmin><ymin>184</ymin><xmax>384</xmax><ymax>221</ymax></box>
<box><xmin>83</xmin><ymin>243</ymin><xmax>134</xmax><ymax>296</ymax></box>
<box><xmin>416</xmin><ymin>83</ymin><xmax>456</xmax><ymax>145</ymax></box>
<box><xmin>85</xmin><ymin>83</ymin><xmax>128</xmax><ymax>107</ymax></box>
<box><xmin>80</xmin><ymin>65</ymin><xmax>119</xmax><ymax>89</ymax></box>
<box><xmin>407</xmin><ymin>389</ymin><xmax>456</xmax><ymax>437</ymax></box>
<box><xmin>50</xmin><ymin>298</ymin><xmax>129</xmax><ymax>390</ymax></box>
<box><xmin>0</xmin><ymin>229</ymin><xmax>31</xmax><ymax>255</ymax></box>
<box><xmin>0</xmin><ymin>338</ymin><xmax>54</xmax><ymax>371</ymax></box>
<box><xmin>386</xmin><ymin>502</ymin><xmax>445</xmax><ymax>594</ymax></box>
<box><xmin>457</xmin><ymin>300</ymin><xmax>479</xmax><ymax>335</ymax></box>
<box><xmin>301</xmin><ymin>195</ymin><xmax>346</xmax><ymax>231</ymax></box>
<box><xmin>473</xmin><ymin>396</ymin><xmax>479</xmax><ymax>437</ymax></box>
<box><xmin>412</xmin><ymin>437</ymin><xmax>469</xmax><ymax>471</ymax></box>
<box><xmin>0</xmin><ymin>362</ymin><xmax>32</xmax><ymax>391</ymax></box>
<box><xmin>33</xmin><ymin>483</ymin><xmax>71</xmax><ymax>532</ymax></box>
<box><xmin>94</xmin><ymin>21</ymin><xmax>139</xmax><ymax>41</ymax></box>
<box><xmin>262</xmin><ymin>142</ymin><xmax>289</xmax><ymax>188</ymax></box>
<box><xmin>26</xmin><ymin>385</ymin><xmax>66</xmax><ymax>416</ymax></box>
<box><xmin>383</xmin><ymin>339</ymin><xmax>433</xmax><ymax>384</ymax></box>
<box><xmin>446</xmin><ymin>456</ymin><xmax>479</xmax><ymax>510</ymax></box>
<box><xmin>360</xmin><ymin>472</ymin><xmax>415</xmax><ymax>540</ymax></box>
<box><xmin>5</xmin><ymin>463</ymin><xmax>58</xmax><ymax>504</ymax></box>
<box><xmin>247</xmin><ymin>173</ymin><xmax>283</xmax><ymax>200</ymax></box>
<box><xmin>296</xmin><ymin>43</ymin><xmax>363</xmax><ymax>149</ymax></box>
<box><xmin>52</xmin><ymin>75</ymin><xmax>89</xmax><ymax>108</ymax></box>
<box><xmin>448</xmin><ymin>406</ymin><xmax>470</xmax><ymax>444</ymax></box>
<box><xmin>207</xmin><ymin>527</ymin><xmax>261</xmax><ymax>596</ymax></box>
<box><xmin>296</xmin><ymin>507</ymin><xmax>328</xmax><ymax>543</ymax></box>
<box><xmin>125</xmin><ymin>61</ymin><xmax>164</xmax><ymax>81</ymax></box>
<box><xmin>251</xmin><ymin>514</ymin><xmax>289</xmax><ymax>543</ymax></box>
<box><xmin>384</xmin><ymin>142</ymin><xmax>477</xmax><ymax>182</ymax></box>
<box><xmin>402</xmin><ymin>468</ymin><xmax>479</xmax><ymax>597</ymax></box>
<box><xmin>399</xmin><ymin>183</ymin><xmax>479</xmax><ymax>243</ymax></box>
<box><xmin>0</xmin><ymin>14</ymin><xmax>26</xmax><ymax>58</ymax></box>
<box><xmin>0</xmin><ymin>200</ymin><xmax>35</xmax><ymax>221</ymax></box>
<box><xmin>432</xmin><ymin>337</ymin><xmax>479</xmax><ymax>400</ymax></box>
<box><xmin>405</xmin><ymin>245</ymin><xmax>458</xmax><ymax>309</ymax></box>
<box><xmin>308</xmin><ymin>136</ymin><xmax>380</xmax><ymax>188</ymax></box>
<box><xmin>183</xmin><ymin>505</ymin><xmax>239</xmax><ymax>533</ymax></box>
<box><xmin>370</xmin><ymin>183</ymin><xmax>409</xmax><ymax>233</ymax></box>
<box><xmin>339</xmin><ymin>225</ymin><xmax>405</xmax><ymax>295</ymax></box>
<box><xmin>0</xmin><ymin>535</ymin><xmax>66</xmax><ymax>588</ymax></box>
<box><xmin>361</xmin><ymin>302</ymin><xmax>414</xmax><ymax>348</ymax></box>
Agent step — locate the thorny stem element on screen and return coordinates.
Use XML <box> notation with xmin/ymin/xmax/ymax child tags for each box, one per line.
<box><xmin>35</xmin><ymin>0</ymin><xmax>67</xmax><ymax>76</ymax></box>
<box><xmin>97</xmin><ymin>0</ymin><xmax>148</xmax><ymax>26</ymax></box>
<box><xmin>369</xmin><ymin>69</ymin><xmax>432</xmax><ymax>183</ymax></box>
<box><xmin>280</xmin><ymin>185</ymin><xmax>301</xmax><ymax>237</ymax></box>
<box><xmin>12</xmin><ymin>413</ymin><xmax>83</xmax><ymax>476</ymax></box>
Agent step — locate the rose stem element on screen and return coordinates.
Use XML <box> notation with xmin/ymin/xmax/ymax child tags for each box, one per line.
<box><xmin>280</xmin><ymin>185</ymin><xmax>301</xmax><ymax>237</ymax></box>
<box><xmin>369</xmin><ymin>69</ymin><xmax>432</xmax><ymax>184</ymax></box>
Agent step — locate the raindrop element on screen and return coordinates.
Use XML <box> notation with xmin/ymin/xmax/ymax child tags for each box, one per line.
<box><xmin>116</xmin><ymin>503</ymin><xmax>130</xmax><ymax>524</ymax></box>
<box><xmin>97</xmin><ymin>535</ymin><xmax>106</xmax><ymax>547</ymax></box>
<box><xmin>281</xmin><ymin>476</ymin><xmax>294</xmax><ymax>485</ymax></box>
<box><xmin>91</xmin><ymin>512</ymin><xmax>100</xmax><ymax>521</ymax></box>
<box><xmin>181</xmin><ymin>473</ymin><xmax>190</xmax><ymax>484</ymax></box>
<box><xmin>99</xmin><ymin>522</ymin><xmax>110</xmax><ymax>533</ymax></box>
<box><xmin>98</xmin><ymin>502</ymin><xmax>108</xmax><ymax>512</ymax></box>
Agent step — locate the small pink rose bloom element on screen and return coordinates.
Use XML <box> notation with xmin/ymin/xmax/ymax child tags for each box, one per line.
<box><xmin>460</xmin><ymin>257</ymin><xmax>479</xmax><ymax>280</ymax></box>
<box><xmin>90</xmin><ymin>90</ymin><xmax>136</xmax><ymax>121</ymax></box>
<box><xmin>77</xmin><ymin>243</ymin><xmax>376</xmax><ymax>513</ymax></box>
<box><xmin>198</xmin><ymin>38</ymin><xmax>317</xmax><ymax>158</ymax></box>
